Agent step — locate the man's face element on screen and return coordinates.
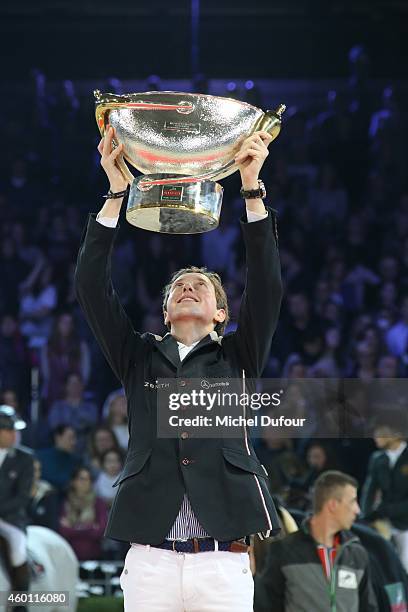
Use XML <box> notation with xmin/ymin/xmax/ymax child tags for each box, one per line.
<box><xmin>2</xmin><ymin>391</ymin><xmax>18</xmax><ymax>408</ymax></box>
<box><xmin>56</xmin><ymin>427</ymin><xmax>76</xmax><ymax>452</ymax></box>
<box><xmin>332</xmin><ymin>485</ymin><xmax>360</xmax><ymax>530</ymax></box>
<box><xmin>0</xmin><ymin>428</ymin><xmax>17</xmax><ymax>449</ymax></box>
<box><xmin>374</xmin><ymin>426</ymin><xmax>401</xmax><ymax>450</ymax></box>
<box><xmin>307</xmin><ymin>446</ymin><xmax>326</xmax><ymax>471</ymax></box>
<box><xmin>164</xmin><ymin>273</ymin><xmax>225</xmax><ymax>331</ymax></box>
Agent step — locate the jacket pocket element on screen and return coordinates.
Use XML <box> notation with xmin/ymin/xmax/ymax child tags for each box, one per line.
<box><xmin>112</xmin><ymin>448</ymin><xmax>152</xmax><ymax>487</ymax></box>
<box><xmin>222</xmin><ymin>447</ymin><xmax>267</xmax><ymax>479</ymax></box>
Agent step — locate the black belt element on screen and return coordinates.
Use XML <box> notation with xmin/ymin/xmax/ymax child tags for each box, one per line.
<box><xmin>153</xmin><ymin>537</ymin><xmax>249</xmax><ymax>554</ymax></box>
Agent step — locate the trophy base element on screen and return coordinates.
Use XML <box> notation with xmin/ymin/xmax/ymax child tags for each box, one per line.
<box><xmin>126</xmin><ymin>174</ymin><xmax>223</xmax><ymax>234</ymax></box>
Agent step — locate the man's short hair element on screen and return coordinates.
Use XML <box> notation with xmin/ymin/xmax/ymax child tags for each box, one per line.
<box><xmin>52</xmin><ymin>424</ymin><xmax>74</xmax><ymax>440</ymax></box>
<box><xmin>313</xmin><ymin>470</ymin><xmax>358</xmax><ymax>513</ymax></box>
<box><xmin>372</xmin><ymin>409</ymin><xmax>408</xmax><ymax>439</ymax></box>
<box><xmin>162</xmin><ymin>266</ymin><xmax>229</xmax><ymax>335</ymax></box>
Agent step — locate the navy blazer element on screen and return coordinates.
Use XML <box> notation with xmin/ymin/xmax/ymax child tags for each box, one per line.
<box><xmin>0</xmin><ymin>446</ymin><xmax>34</xmax><ymax>530</ymax></box>
<box><xmin>75</xmin><ymin>209</ymin><xmax>282</xmax><ymax>543</ymax></box>
<box><xmin>361</xmin><ymin>446</ymin><xmax>408</xmax><ymax>530</ymax></box>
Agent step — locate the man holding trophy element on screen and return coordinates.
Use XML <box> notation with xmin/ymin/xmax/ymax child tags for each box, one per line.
<box><xmin>75</xmin><ymin>91</ymin><xmax>284</xmax><ymax>611</ymax></box>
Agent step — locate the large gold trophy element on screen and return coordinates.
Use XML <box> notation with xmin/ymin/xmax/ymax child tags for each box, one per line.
<box><xmin>95</xmin><ymin>90</ymin><xmax>285</xmax><ymax>233</ymax></box>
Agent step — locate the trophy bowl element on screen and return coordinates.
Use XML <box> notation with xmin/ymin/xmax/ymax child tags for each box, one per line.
<box><xmin>95</xmin><ymin>90</ymin><xmax>285</xmax><ymax>233</ymax></box>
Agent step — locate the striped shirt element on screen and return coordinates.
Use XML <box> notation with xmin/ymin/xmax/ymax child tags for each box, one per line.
<box><xmin>166</xmin><ymin>494</ymin><xmax>210</xmax><ymax>540</ymax></box>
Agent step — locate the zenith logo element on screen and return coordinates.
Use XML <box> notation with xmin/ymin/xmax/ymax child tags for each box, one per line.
<box><xmin>144</xmin><ymin>381</ymin><xmax>171</xmax><ymax>390</ymax></box>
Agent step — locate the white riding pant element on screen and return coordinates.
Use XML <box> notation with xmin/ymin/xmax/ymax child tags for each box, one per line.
<box><xmin>0</xmin><ymin>518</ymin><xmax>27</xmax><ymax>567</ymax></box>
<box><xmin>392</xmin><ymin>528</ymin><xmax>408</xmax><ymax>573</ymax></box>
<box><xmin>120</xmin><ymin>543</ymin><xmax>254</xmax><ymax>611</ymax></box>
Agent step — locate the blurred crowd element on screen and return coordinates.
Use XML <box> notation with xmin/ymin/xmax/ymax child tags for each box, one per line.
<box><xmin>1</xmin><ymin>44</ymin><xmax>408</xmax><ymax>562</ymax></box>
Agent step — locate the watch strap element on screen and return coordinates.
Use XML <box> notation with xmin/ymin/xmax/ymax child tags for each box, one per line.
<box><xmin>240</xmin><ymin>180</ymin><xmax>266</xmax><ymax>200</ymax></box>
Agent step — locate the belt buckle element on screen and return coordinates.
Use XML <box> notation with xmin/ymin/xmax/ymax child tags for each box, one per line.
<box><xmin>172</xmin><ymin>538</ymin><xmax>188</xmax><ymax>553</ymax></box>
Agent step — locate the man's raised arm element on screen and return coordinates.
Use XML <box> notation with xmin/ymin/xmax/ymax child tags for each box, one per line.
<box><xmin>232</xmin><ymin>131</ymin><xmax>283</xmax><ymax>377</ymax></box>
<box><xmin>74</xmin><ymin>126</ymin><xmax>143</xmax><ymax>384</ymax></box>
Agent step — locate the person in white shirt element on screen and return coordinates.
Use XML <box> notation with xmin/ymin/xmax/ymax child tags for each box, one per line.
<box><xmin>94</xmin><ymin>449</ymin><xmax>123</xmax><ymax>506</ymax></box>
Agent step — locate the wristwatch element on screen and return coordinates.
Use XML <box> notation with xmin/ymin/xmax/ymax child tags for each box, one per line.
<box><xmin>240</xmin><ymin>180</ymin><xmax>266</xmax><ymax>200</ymax></box>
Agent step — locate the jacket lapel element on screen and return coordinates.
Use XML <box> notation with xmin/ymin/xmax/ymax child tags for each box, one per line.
<box><xmin>393</xmin><ymin>444</ymin><xmax>408</xmax><ymax>470</ymax></box>
<box><xmin>153</xmin><ymin>334</ymin><xmax>181</xmax><ymax>369</ymax></box>
<box><xmin>150</xmin><ymin>331</ymin><xmax>223</xmax><ymax>369</ymax></box>
<box><xmin>0</xmin><ymin>448</ymin><xmax>14</xmax><ymax>474</ymax></box>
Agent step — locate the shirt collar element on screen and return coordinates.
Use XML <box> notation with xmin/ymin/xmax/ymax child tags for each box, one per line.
<box><xmin>177</xmin><ymin>340</ymin><xmax>200</xmax><ymax>350</ymax></box>
<box><xmin>386</xmin><ymin>441</ymin><xmax>407</xmax><ymax>461</ymax></box>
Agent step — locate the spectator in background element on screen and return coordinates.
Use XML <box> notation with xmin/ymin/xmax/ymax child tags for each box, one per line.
<box><xmin>200</xmin><ymin>216</ymin><xmax>239</xmax><ymax>278</ymax></box>
<box><xmin>46</xmin><ymin>214</ymin><xmax>74</xmax><ymax>268</ymax></box>
<box><xmin>58</xmin><ymin>263</ymin><xmax>79</xmax><ymax>313</ymax></box>
<box><xmin>377</xmin><ymin>281</ymin><xmax>398</xmax><ymax>317</ymax></box>
<box><xmin>308</xmin><ymin>162</ymin><xmax>349</xmax><ymax>224</ymax></box>
<box><xmin>94</xmin><ymin>449</ymin><xmax>123</xmax><ymax>507</ymax></box>
<box><xmin>351</xmin><ymin>340</ymin><xmax>377</xmax><ymax>380</ymax></box>
<box><xmin>309</xmin><ymin>327</ymin><xmax>344</xmax><ymax>377</ymax></box>
<box><xmin>282</xmin><ymin>354</ymin><xmax>307</xmax><ymax>378</ymax></box>
<box><xmin>361</xmin><ymin>414</ymin><xmax>408</xmax><ymax>572</ymax></box>
<box><xmin>36</xmin><ymin>425</ymin><xmax>81</xmax><ymax>494</ymax></box>
<box><xmin>19</xmin><ymin>258</ymin><xmax>57</xmax><ymax>349</ymax></box>
<box><xmin>1</xmin><ymin>389</ymin><xmax>19</xmax><ymax>410</ymax></box>
<box><xmin>103</xmin><ymin>390</ymin><xmax>128</xmax><ymax>451</ymax></box>
<box><xmin>11</xmin><ymin>222</ymin><xmax>42</xmax><ymax>268</ymax></box>
<box><xmin>386</xmin><ymin>295</ymin><xmax>408</xmax><ymax>357</ymax></box>
<box><xmin>6</xmin><ymin>159</ymin><xmax>38</xmax><ymax>213</ymax></box>
<box><xmin>280</xmin><ymin>292</ymin><xmax>322</xmax><ymax>363</ymax></box>
<box><xmin>255</xmin><ymin>429</ymin><xmax>305</xmax><ymax>504</ymax></box>
<box><xmin>135</xmin><ymin>234</ymin><xmax>174</xmax><ymax>313</ymax></box>
<box><xmin>377</xmin><ymin>354</ymin><xmax>399</xmax><ymax>378</ymax></box>
<box><xmin>28</xmin><ymin>458</ymin><xmax>59</xmax><ymax>531</ymax></box>
<box><xmin>0</xmin><ymin>237</ymin><xmax>30</xmax><ymax>316</ymax></box>
<box><xmin>288</xmin><ymin>441</ymin><xmax>342</xmax><ymax>510</ymax></box>
<box><xmin>0</xmin><ymin>406</ymin><xmax>34</xmax><ymax>612</ymax></box>
<box><xmin>59</xmin><ymin>466</ymin><xmax>108</xmax><ymax>561</ymax></box>
<box><xmin>0</xmin><ymin>390</ymin><xmax>28</xmax><ymax>447</ymax></box>
<box><xmin>255</xmin><ymin>471</ymin><xmax>378</xmax><ymax>612</ymax></box>
<box><xmin>40</xmin><ymin>312</ymin><xmax>90</xmax><ymax>405</ymax></box>
<box><xmin>0</xmin><ymin>315</ymin><xmax>28</xmax><ymax>392</ymax></box>
<box><xmin>305</xmin><ymin>441</ymin><xmax>338</xmax><ymax>475</ymax></box>
<box><xmin>47</xmin><ymin>373</ymin><xmax>98</xmax><ymax>453</ymax></box>
<box><xmin>85</xmin><ymin>425</ymin><xmax>121</xmax><ymax>476</ymax></box>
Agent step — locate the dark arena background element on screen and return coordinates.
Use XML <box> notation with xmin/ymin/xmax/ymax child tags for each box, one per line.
<box><xmin>0</xmin><ymin>1</ymin><xmax>408</xmax><ymax>611</ymax></box>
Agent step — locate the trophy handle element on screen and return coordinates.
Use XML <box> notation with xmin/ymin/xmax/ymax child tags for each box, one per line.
<box><xmin>95</xmin><ymin>92</ymin><xmax>135</xmax><ymax>185</ymax></box>
<box><xmin>253</xmin><ymin>104</ymin><xmax>286</xmax><ymax>141</ymax></box>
